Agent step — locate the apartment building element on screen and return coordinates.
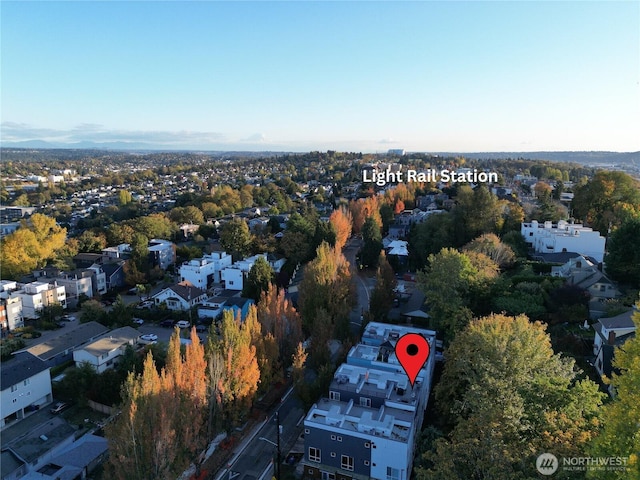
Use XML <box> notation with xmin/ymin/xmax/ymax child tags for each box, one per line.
<box><xmin>301</xmin><ymin>323</ymin><xmax>437</xmax><ymax>480</ymax></box>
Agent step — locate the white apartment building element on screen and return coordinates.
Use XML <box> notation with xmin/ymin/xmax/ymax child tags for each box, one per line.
<box><xmin>15</xmin><ymin>281</ymin><xmax>67</xmax><ymax>319</ymax></box>
<box><xmin>0</xmin><ymin>280</ymin><xmax>24</xmax><ymax>332</ymax></box>
<box><xmin>521</xmin><ymin>220</ymin><xmax>606</xmax><ymax>262</ymax></box>
<box><xmin>1</xmin><ymin>352</ymin><xmax>52</xmax><ymax>429</ymax></box>
<box><xmin>179</xmin><ymin>251</ymin><xmax>233</xmax><ymax>290</ymax></box>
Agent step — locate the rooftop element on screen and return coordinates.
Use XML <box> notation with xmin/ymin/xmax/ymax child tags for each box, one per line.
<box><xmin>5</xmin><ymin>416</ymin><xmax>76</xmax><ymax>464</ymax></box>
<box><xmin>331</xmin><ymin>364</ymin><xmax>423</xmax><ymax>410</ymax></box>
<box><xmin>25</xmin><ymin>321</ymin><xmax>109</xmax><ymax>361</ymax></box>
<box><xmin>1</xmin><ymin>352</ymin><xmax>50</xmax><ymax>391</ymax></box>
<box><xmin>306</xmin><ymin>398</ymin><xmax>414</xmax><ymax>443</ymax></box>
<box><xmin>81</xmin><ymin>326</ymin><xmax>140</xmax><ymax>357</ymax></box>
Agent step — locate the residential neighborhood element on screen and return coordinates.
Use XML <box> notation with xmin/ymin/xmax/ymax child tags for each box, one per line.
<box><xmin>1</xmin><ymin>147</ymin><xmax>639</xmax><ymax>480</ymax></box>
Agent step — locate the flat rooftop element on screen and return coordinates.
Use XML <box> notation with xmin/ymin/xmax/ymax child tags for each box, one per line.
<box><xmin>81</xmin><ymin>326</ymin><xmax>140</xmax><ymax>357</ymax></box>
<box><xmin>305</xmin><ymin>398</ymin><xmax>414</xmax><ymax>443</ymax></box>
<box><xmin>331</xmin><ymin>364</ymin><xmax>423</xmax><ymax>410</ymax></box>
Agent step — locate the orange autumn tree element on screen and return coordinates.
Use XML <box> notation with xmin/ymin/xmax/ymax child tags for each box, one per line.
<box><xmin>257</xmin><ymin>283</ymin><xmax>303</xmax><ymax>369</ymax></box>
<box><xmin>211</xmin><ymin>309</ymin><xmax>260</xmax><ymax>425</ymax></box>
<box><xmin>106</xmin><ymin>328</ymin><xmax>208</xmax><ymax>480</ymax></box>
<box><xmin>329</xmin><ymin>206</ymin><xmax>353</xmax><ymax>250</ymax></box>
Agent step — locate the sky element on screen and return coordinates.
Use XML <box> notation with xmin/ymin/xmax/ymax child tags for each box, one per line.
<box><xmin>1</xmin><ymin>1</ymin><xmax>639</xmax><ymax>153</ymax></box>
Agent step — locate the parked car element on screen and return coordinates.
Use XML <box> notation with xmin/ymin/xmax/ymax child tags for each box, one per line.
<box><xmin>140</xmin><ymin>334</ymin><xmax>158</xmax><ymax>342</ymax></box>
<box><xmin>160</xmin><ymin>319</ymin><xmax>175</xmax><ymax>328</ymax></box>
<box><xmin>195</xmin><ymin>324</ymin><xmax>207</xmax><ymax>333</ymax></box>
<box><xmin>133</xmin><ymin>318</ymin><xmax>144</xmax><ymax>325</ymax></box>
<box><xmin>50</xmin><ymin>402</ymin><xmax>68</xmax><ymax>414</ymax></box>
<box><xmin>136</xmin><ymin>300</ymin><xmax>154</xmax><ymax>310</ymax></box>
<box><xmin>176</xmin><ymin>320</ymin><xmax>190</xmax><ymax>329</ymax></box>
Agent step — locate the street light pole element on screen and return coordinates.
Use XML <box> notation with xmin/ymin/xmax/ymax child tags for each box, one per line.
<box><xmin>276</xmin><ymin>411</ymin><xmax>281</xmax><ymax>480</ymax></box>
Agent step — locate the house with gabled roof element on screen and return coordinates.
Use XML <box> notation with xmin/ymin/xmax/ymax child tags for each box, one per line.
<box><xmin>1</xmin><ymin>352</ymin><xmax>52</xmax><ymax>429</ymax></box>
<box><xmin>592</xmin><ymin>309</ymin><xmax>637</xmax><ymax>395</ymax></box>
<box><xmin>152</xmin><ymin>281</ymin><xmax>207</xmax><ymax>311</ymax></box>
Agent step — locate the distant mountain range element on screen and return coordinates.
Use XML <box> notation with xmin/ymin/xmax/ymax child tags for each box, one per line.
<box><xmin>1</xmin><ymin>140</ymin><xmax>638</xmax><ymax>165</ymax></box>
<box><xmin>433</xmin><ymin>151</ymin><xmax>640</xmax><ymax>165</ymax></box>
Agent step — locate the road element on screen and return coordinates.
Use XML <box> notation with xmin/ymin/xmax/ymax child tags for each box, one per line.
<box><xmin>216</xmin><ymin>388</ymin><xmax>306</xmax><ymax>480</ymax></box>
<box><xmin>343</xmin><ymin>237</ymin><xmax>375</xmax><ymax>336</ymax></box>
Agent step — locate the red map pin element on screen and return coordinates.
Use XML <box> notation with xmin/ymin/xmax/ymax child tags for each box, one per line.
<box><xmin>395</xmin><ymin>333</ymin><xmax>430</xmax><ymax>387</ymax></box>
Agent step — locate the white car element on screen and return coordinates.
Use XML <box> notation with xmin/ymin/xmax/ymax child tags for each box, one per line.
<box><xmin>139</xmin><ymin>334</ymin><xmax>158</xmax><ymax>344</ymax></box>
<box><xmin>133</xmin><ymin>318</ymin><xmax>144</xmax><ymax>325</ymax></box>
<box><xmin>176</xmin><ymin>320</ymin><xmax>190</xmax><ymax>329</ymax></box>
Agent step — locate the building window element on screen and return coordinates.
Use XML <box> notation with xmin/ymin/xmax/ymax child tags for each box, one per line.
<box><xmin>23</xmin><ymin>379</ymin><xmax>30</xmax><ymax>386</ymax></box>
<box><xmin>321</xmin><ymin>473</ymin><xmax>335</xmax><ymax>480</ymax></box>
<box><xmin>387</xmin><ymin>467</ymin><xmax>400</xmax><ymax>480</ymax></box>
<box><xmin>337</xmin><ymin>436</ymin><xmax>342</xmax><ymax>442</ymax></box>
<box><xmin>341</xmin><ymin>455</ymin><xmax>354</xmax><ymax>471</ymax></box>
<box><xmin>329</xmin><ymin>391</ymin><xmax>340</xmax><ymax>401</ymax></box>
<box><xmin>359</xmin><ymin>397</ymin><xmax>371</xmax><ymax>407</ymax></box>
<box><xmin>11</xmin><ymin>384</ymin><xmax>18</xmax><ymax>392</ymax></box>
<box><xmin>309</xmin><ymin>447</ymin><xmax>321</xmax><ymax>463</ymax></box>
<box><xmin>364</xmin><ymin>460</ymin><xmax>370</xmax><ymax>466</ymax></box>
<box><xmin>364</xmin><ymin>442</ymin><xmax>371</xmax><ymax>448</ymax></box>
<box><xmin>305</xmin><ymin>428</ymin><xmax>310</xmax><ymax>434</ymax></box>
<box><xmin>331</xmin><ymin>452</ymin><xmax>336</xmax><ymax>458</ymax></box>
<box><xmin>331</xmin><ymin>434</ymin><xmax>336</xmax><ymax>440</ymax></box>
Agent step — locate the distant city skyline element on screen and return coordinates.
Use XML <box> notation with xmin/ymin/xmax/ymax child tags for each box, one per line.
<box><xmin>1</xmin><ymin>1</ymin><xmax>639</xmax><ymax>153</ymax></box>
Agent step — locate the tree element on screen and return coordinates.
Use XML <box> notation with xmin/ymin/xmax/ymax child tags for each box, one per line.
<box><xmin>210</xmin><ymin>310</ymin><xmax>260</xmax><ymax>425</ymax></box>
<box><xmin>242</xmin><ymin>256</ymin><xmax>274</xmax><ymax>301</ymax></box>
<box><xmin>79</xmin><ymin>299</ymin><xmax>107</xmax><ymax>324</ymax></box>
<box><xmin>0</xmin><ymin>213</ymin><xmax>67</xmax><ymax>279</ymax></box>
<box><xmin>588</xmin><ymin>305</ymin><xmax>640</xmax><ymax>479</ymax></box>
<box><xmin>118</xmin><ymin>189</ymin><xmax>133</xmax><ymax>206</ymax></box>
<box><xmin>369</xmin><ymin>252</ymin><xmax>397</xmax><ymax>321</ymax></box>
<box><xmin>417</xmin><ymin>314</ymin><xmax>604</xmax><ymax>479</ymax></box>
<box><xmin>417</xmin><ymin>248</ymin><xmax>480</xmax><ymax>340</ymax></box>
<box><xmin>452</xmin><ymin>185</ymin><xmax>502</xmax><ymax>245</ymax></box>
<box><xmin>76</xmin><ymin>229</ymin><xmax>107</xmax><ymax>253</ymax></box>
<box><xmin>257</xmin><ymin>283</ymin><xmax>302</xmax><ymax>367</ymax></box>
<box><xmin>572</xmin><ymin>171</ymin><xmax>640</xmax><ymax>235</ymax></box>
<box><xmin>361</xmin><ymin>216</ymin><xmax>383</xmax><ymax>268</ymax></box>
<box><xmin>462</xmin><ymin>233</ymin><xmax>515</xmax><ymax>269</ymax></box>
<box><xmin>298</xmin><ymin>242</ymin><xmax>355</xmax><ymax>340</ymax></box>
<box><xmin>106</xmin><ymin>329</ymin><xmax>209</xmax><ymax>480</ymax></box>
<box><xmin>219</xmin><ymin>218</ymin><xmax>252</xmax><ymax>261</ymax></box>
<box><xmin>604</xmin><ymin>218</ymin><xmax>640</xmax><ymax>287</ymax></box>
<box><xmin>244</xmin><ymin>305</ymin><xmax>280</xmax><ymax>392</ymax></box>
<box><xmin>169</xmin><ymin>205</ymin><xmax>205</xmax><ymax>225</ymax></box>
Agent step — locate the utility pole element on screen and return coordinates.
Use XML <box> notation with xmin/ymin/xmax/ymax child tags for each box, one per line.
<box><xmin>276</xmin><ymin>411</ymin><xmax>281</xmax><ymax>480</ymax></box>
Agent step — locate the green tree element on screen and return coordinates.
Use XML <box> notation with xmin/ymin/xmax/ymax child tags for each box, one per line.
<box><xmin>361</xmin><ymin>216</ymin><xmax>383</xmax><ymax>268</ymax></box>
<box><xmin>604</xmin><ymin>218</ymin><xmax>640</xmax><ymax>287</ymax></box>
<box><xmin>572</xmin><ymin>171</ymin><xmax>640</xmax><ymax>235</ymax></box>
<box><xmin>452</xmin><ymin>185</ymin><xmax>502</xmax><ymax>245</ymax></box>
<box><xmin>588</xmin><ymin>305</ymin><xmax>640</xmax><ymax>479</ymax></box>
<box><xmin>417</xmin><ymin>248</ymin><xmax>480</xmax><ymax>341</ymax></box>
<box><xmin>219</xmin><ymin>218</ymin><xmax>252</xmax><ymax>261</ymax></box>
<box><xmin>242</xmin><ymin>256</ymin><xmax>274</xmax><ymax>301</ymax></box>
<box><xmin>118</xmin><ymin>189</ymin><xmax>133</xmax><ymax>206</ymax></box>
<box><xmin>369</xmin><ymin>252</ymin><xmax>397</xmax><ymax>321</ymax></box>
<box><xmin>418</xmin><ymin>314</ymin><xmax>604</xmax><ymax>480</ymax></box>
<box><xmin>169</xmin><ymin>205</ymin><xmax>205</xmax><ymax>225</ymax></box>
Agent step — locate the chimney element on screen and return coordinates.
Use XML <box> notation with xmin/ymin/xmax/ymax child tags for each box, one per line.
<box><xmin>608</xmin><ymin>331</ymin><xmax>616</xmax><ymax>345</ymax></box>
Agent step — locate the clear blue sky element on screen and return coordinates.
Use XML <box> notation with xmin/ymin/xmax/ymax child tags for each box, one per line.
<box><xmin>2</xmin><ymin>1</ymin><xmax>639</xmax><ymax>152</ymax></box>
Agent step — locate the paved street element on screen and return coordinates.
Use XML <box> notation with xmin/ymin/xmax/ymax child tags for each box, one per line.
<box><xmin>216</xmin><ymin>388</ymin><xmax>305</xmax><ymax>480</ymax></box>
<box><xmin>343</xmin><ymin>237</ymin><xmax>374</xmax><ymax>335</ymax></box>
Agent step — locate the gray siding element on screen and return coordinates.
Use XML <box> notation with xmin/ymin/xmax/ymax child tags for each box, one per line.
<box><xmin>305</xmin><ymin>425</ymin><xmax>372</xmax><ymax>476</ymax></box>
